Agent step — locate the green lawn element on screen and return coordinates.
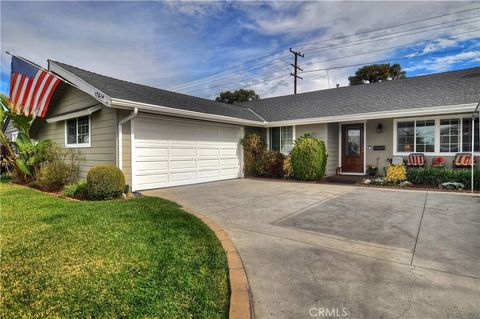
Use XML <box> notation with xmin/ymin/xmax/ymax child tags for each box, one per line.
<box><xmin>0</xmin><ymin>182</ymin><xmax>229</xmax><ymax>318</ymax></box>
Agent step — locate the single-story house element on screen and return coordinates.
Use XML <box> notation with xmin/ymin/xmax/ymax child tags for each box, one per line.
<box><xmin>4</xmin><ymin>61</ymin><xmax>480</xmax><ymax>191</ymax></box>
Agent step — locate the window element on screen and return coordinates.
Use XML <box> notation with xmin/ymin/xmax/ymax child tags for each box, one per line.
<box><xmin>395</xmin><ymin>116</ymin><xmax>480</xmax><ymax>154</ymax></box>
<box><xmin>270</xmin><ymin>126</ymin><xmax>293</xmax><ymax>154</ymax></box>
<box><xmin>11</xmin><ymin>132</ymin><xmax>18</xmax><ymax>142</ymax></box>
<box><xmin>415</xmin><ymin>120</ymin><xmax>435</xmax><ymax>152</ymax></box>
<box><xmin>440</xmin><ymin>119</ymin><xmax>459</xmax><ymax>152</ymax></box>
<box><xmin>462</xmin><ymin>118</ymin><xmax>480</xmax><ymax>152</ymax></box>
<box><xmin>396</xmin><ymin>121</ymin><xmax>414</xmax><ymax>152</ymax></box>
<box><xmin>66</xmin><ymin>116</ymin><xmax>90</xmax><ymax>147</ymax></box>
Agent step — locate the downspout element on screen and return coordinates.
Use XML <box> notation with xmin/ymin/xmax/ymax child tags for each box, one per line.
<box><xmin>118</xmin><ymin>108</ymin><xmax>138</xmax><ymax>171</ymax></box>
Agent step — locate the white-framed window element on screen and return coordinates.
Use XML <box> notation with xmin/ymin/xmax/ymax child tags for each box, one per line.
<box><xmin>394</xmin><ymin>115</ymin><xmax>479</xmax><ymax>155</ymax></box>
<box><xmin>269</xmin><ymin>126</ymin><xmax>293</xmax><ymax>154</ymax></box>
<box><xmin>11</xmin><ymin>132</ymin><xmax>18</xmax><ymax>142</ymax></box>
<box><xmin>65</xmin><ymin>115</ymin><xmax>91</xmax><ymax>148</ymax></box>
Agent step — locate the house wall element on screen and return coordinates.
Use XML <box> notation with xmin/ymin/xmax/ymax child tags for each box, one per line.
<box><xmin>32</xmin><ymin>85</ymin><xmax>117</xmax><ymax>179</ymax></box>
<box><xmin>4</xmin><ymin>120</ymin><xmax>17</xmax><ymax>140</ymax></box>
<box><xmin>326</xmin><ymin>123</ymin><xmax>339</xmax><ymax>176</ymax></box>
<box><xmin>365</xmin><ymin>118</ymin><xmax>393</xmax><ymax>173</ymax></box>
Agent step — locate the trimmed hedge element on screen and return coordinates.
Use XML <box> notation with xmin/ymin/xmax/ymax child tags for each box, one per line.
<box><xmin>87</xmin><ymin>165</ymin><xmax>126</xmax><ymax>200</ymax></box>
<box><xmin>38</xmin><ymin>160</ymin><xmax>79</xmax><ymax>191</ymax></box>
<box><xmin>407</xmin><ymin>167</ymin><xmax>480</xmax><ymax>190</ymax></box>
<box><xmin>290</xmin><ymin>135</ymin><xmax>327</xmax><ymax>181</ymax></box>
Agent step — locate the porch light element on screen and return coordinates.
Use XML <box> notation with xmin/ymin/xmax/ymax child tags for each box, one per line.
<box><xmin>376</xmin><ymin>123</ymin><xmax>383</xmax><ymax>133</ymax></box>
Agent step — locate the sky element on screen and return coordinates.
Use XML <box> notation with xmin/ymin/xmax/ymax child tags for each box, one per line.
<box><xmin>1</xmin><ymin>1</ymin><xmax>479</xmax><ymax>100</ymax></box>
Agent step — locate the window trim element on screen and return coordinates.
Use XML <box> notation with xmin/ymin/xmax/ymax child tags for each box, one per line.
<box><xmin>64</xmin><ymin>115</ymin><xmax>91</xmax><ymax>148</ymax></box>
<box><xmin>393</xmin><ymin>114</ymin><xmax>476</xmax><ymax>156</ymax></box>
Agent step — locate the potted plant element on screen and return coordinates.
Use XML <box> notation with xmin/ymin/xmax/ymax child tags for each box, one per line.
<box><xmin>367</xmin><ymin>164</ymin><xmax>378</xmax><ymax>176</ymax></box>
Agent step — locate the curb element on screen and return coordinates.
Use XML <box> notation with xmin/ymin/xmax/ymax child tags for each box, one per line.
<box><xmin>181</xmin><ymin>206</ymin><xmax>254</xmax><ymax>319</ymax></box>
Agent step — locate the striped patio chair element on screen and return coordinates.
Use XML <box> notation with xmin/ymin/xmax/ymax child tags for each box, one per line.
<box><xmin>406</xmin><ymin>153</ymin><xmax>425</xmax><ymax>167</ymax></box>
<box><xmin>453</xmin><ymin>153</ymin><xmax>477</xmax><ymax>168</ymax></box>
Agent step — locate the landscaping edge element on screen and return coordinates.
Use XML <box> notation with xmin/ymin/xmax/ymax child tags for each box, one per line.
<box><xmin>178</xmin><ymin>204</ymin><xmax>254</xmax><ymax>319</ymax></box>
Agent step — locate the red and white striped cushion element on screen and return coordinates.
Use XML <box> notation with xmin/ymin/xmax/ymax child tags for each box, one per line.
<box><xmin>408</xmin><ymin>155</ymin><xmax>424</xmax><ymax>166</ymax></box>
<box><xmin>455</xmin><ymin>155</ymin><xmax>472</xmax><ymax>166</ymax></box>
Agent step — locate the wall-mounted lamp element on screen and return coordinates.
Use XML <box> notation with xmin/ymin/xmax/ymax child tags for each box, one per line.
<box><xmin>376</xmin><ymin>123</ymin><xmax>383</xmax><ymax>133</ymax></box>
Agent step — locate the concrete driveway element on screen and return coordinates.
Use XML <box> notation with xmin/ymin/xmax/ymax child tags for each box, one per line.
<box><xmin>144</xmin><ymin>179</ymin><xmax>479</xmax><ymax>319</ymax></box>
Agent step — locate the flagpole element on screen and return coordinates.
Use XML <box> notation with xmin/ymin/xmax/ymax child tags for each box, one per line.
<box><xmin>5</xmin><ymin>51</ymin><xmax>74</xmax><ymax>86</ymax></box>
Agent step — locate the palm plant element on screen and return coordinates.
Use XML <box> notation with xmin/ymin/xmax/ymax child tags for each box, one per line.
<box><xmin>0</xmin><ymin>94</ymin><xmax>52</xmax><ymax>181</ymax></box>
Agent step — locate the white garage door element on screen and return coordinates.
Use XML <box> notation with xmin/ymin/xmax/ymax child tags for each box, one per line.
<box><xmin>134</xmin><ymin>115</ymin><xmax>243</xmax><ymax>190</ymax></box>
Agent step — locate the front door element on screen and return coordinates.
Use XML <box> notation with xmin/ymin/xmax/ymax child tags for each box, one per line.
<box><xmin>341</xmin><ymin>124</ymin><xmax>364</xmax><ymax>173</ymax></box>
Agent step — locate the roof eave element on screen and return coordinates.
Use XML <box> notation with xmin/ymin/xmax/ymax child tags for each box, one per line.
<box><xmin>110</xmin><ymin>98</ymin><xmax>266</xmax><ymax>126</ymax></box>
<box><xmin>263</xmin><ymin>103</ymin><xmax>478</xmax><ymax>127</ymax></box>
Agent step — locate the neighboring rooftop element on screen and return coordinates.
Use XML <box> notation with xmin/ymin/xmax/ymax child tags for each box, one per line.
<box><xmin>50</xmin><ymin>61</ymin><xmax>264</xmax><ymax>122</ymax></box>
<box><xmin>239</xmin><ymin>67</ymin><xmax>480</xmax><ymax>122</ymax></box>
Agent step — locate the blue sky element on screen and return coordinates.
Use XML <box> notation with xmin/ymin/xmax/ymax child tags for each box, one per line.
<box><xmin>1</xmin><ymin>1</ymin><xmax>479</xmax><ymax>99</ymax></box>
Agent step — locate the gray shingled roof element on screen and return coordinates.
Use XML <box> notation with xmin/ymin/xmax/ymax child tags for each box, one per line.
<box><xmin>51</xmin><ymin>61</ymin><xmax>263</xmax><ymax>122</ymax></box>
<box><xmin>52</xmin><ymin>61</ymin><xmax>479</xmax><ymax>124</ymax></box>
<box><xmin>240</xmin><ymin>67</ymin><xmax>480</xmax><ymax>122</ymax></box>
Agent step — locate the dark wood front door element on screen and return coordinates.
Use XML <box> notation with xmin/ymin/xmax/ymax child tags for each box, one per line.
<box><xmin>341</xmin><ymin>124</ymin><xmax>364</xmax><ymax>173</ymax></box>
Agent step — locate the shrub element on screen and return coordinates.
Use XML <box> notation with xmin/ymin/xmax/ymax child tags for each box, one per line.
<box><xmin>407</xmin><ymin>167</ymin><xmax>480</xmax><ymax>190</ymax></box>
<box><xmin>290</xmin><ymin>135</ymin><xmax>327</xmax><ymax>181</ymax></box>
<box><xmin>283</xmin><ymin>157</ymin><xmax>293</xmax><ymax>179</ymax></box>
<box><xmin>38</xmin><ymin>160</ymin><xmax>79</xmax><ymax>191</ymax></box>
<box><xmin>241</xmin><ymin>134</ymin><xmax>264</xmax><ymax>176</ymax></box>
<box><xmin>258</xmin><ymin>150</ymin><xmax>285</xmax><ymax>178</ymax></box>
<box><xmin>385</xmin><ymin>164</ymin><xmax>407</xmax><ymax>183</ymax></box>
<box><xmin>87</xmin><ymin>165</ymin><xmax>125</xmax><ymax>200</ymax></box>
<box><xmin>62</xmin><ymin>181</ymin><xmax>88</xmax><ymax>199</ymax></box>
<box><xmin>441</xmin><ymin>182</ymin><xmax>464</xmax><ymax>190</ymax></box>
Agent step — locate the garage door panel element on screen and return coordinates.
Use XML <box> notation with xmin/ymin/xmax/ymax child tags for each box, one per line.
<box><xmin>198</xmin><ymin>159</ymin><xmax>220</xmax><ymax>168</ymax></box>
<box><xmin>170</xmin><ymin>160</ymin><xmax>196</xmax><ymax>170</ymax></box>
<box><xmin>198</xmin><ymin>169</ymin><xmax>220</xmax><ymax>179</ymax></box>
<box><xmin>137</xmin><ymin>161</ymin><xmax>168</xmax><ymax>171</ymax></box>
<box><xmin>170</xmin><ymin>148</ymin><xmax>196</xmax><ymax>157</ymax></box>
<box><xmin>198</xmin><ymin>148</ymin><xmax>220</xmax><ymax>157</ymax></box>
<box><xmin>136</xmin><ymin>148</ymin><xmax>168</xmax><ymax>158</ymax></box>
<box><xmin>134</xmin><ymin>116</ymin><xmax>242</xmax><ymax>190</ymax></box>
<box><xmin>170</xmin><ymin>171</ymin><xmax>197</xmax><ymax>182</ymax></box>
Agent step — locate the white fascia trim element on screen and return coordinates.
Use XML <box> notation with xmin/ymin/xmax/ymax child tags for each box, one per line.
<box><xmin>46</xmin><ymin>105</ymin><xmax>102</xmax><ymax>123</ymax></box>
<box><xmin>110</xmin><ymin>98</ymin><xmax>266</xmax><ymax>126</ymax></box>
<box><xmin>48</xmin><ymin>61</ymin><xmax>112</xmax><ymax>106</ymax></box>
<box><xmin>264</xmin><ymin>103</ymin><xmax>478</xmax><ymax>127</ymax></box>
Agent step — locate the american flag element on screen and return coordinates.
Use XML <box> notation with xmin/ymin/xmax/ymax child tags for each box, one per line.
<box><xmin>9</xmin><ymin>56</ymin><xmax>62</xmax><ymax>118</ymax></box>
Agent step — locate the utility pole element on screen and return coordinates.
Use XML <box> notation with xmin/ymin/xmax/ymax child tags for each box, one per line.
<box><xmin>290</xmin><ymin>48</ymin><xmax>304</xmax><ymax>94</ymax></box>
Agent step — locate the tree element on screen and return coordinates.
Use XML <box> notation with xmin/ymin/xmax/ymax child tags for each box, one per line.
<box><xmin>348</xmin><ymin>63</ymin><xmax>406</xmax><ymax>85</ymax></box>
<box><xmin>215</xmin><ymin>89</ymin><xmax>260</xmax><ymax>104</ymax></box>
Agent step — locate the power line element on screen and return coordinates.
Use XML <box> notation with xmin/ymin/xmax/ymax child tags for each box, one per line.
<box><xmin>261</xmin><ymin>75</ymin><xmax>291</xmax><ymax>95</ymax></box>
<box><xmin>301</xmin><ymin>47</ymin><xmax>477</xmax><ymax>75</ymax></box>
<box><xmin>303</xmin><ymin>16</ymin><xmax>479</xmax><ymax>54</ymax></box>
<box><xmin>182</xmin><ymin>21</ymin><xmax>478</xmax><ymax>94</ymax></box>
<box><xmin>167</xmin><ymin>6</ymin><xmax>479</xmax><ymax>90</ymax></box>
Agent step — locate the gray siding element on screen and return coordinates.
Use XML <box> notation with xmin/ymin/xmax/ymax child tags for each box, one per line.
<box><xmin>32</xmin><ymin>86</ymin><xmax>117</xmax><ymax>179</ymax></box>
<box><xmin>326</xmin><ymin>123</ymin><xmax>339</xmax><ymax>176</ymax></box>
<box><xmin>4</xmin><ymin>120</ymin><xmax>17</xmax><ymax>140</ymax></box>
<box><xmin>366</xmin><ymin>118</ymin><xmax>393</xmax><ymax>173</ymax></box>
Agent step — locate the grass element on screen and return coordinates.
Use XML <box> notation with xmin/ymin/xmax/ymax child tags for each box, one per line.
<box><xmin>0</xmin><ymin>182</ymin><xmax>229</xmax><ymax>318</ymax></box>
